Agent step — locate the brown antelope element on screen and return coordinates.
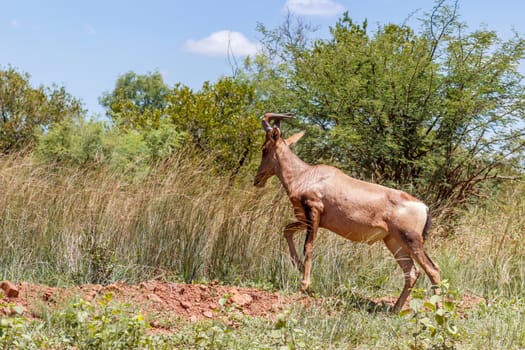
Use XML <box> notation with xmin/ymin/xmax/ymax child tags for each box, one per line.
<box><xmin>253</xmin><ymin>112</ymin><xmax>441</xmax><ymax>312</ymax></box>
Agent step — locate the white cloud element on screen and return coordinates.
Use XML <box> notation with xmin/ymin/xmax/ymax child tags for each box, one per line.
<box><xmin>184</xmin><ymin>30</ymin><xmax>259</xmax><ymax>57</ymax></box>
<box><xmin>284</xmin><ymin>0</ymin><xmax>345</xmax><ymax>16</ymax></box>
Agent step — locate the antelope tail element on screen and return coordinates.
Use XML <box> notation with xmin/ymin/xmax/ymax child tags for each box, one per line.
<box><xmin>422</xmin><ymin>208</ymin><xmax>432</xmax><ymax>241</ymax></box>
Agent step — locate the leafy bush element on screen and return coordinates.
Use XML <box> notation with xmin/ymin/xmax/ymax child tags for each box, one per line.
<box><xmin>0</xmin><ymin>303</ymin><xmax>44</xmax><ymax>349</ymax></box>
<box><xmin>105</xmin><ymin>129</ymin><xmax>150</xmax><ymax>174</ymax></box>
<box><xmin>1</xmin><ymin>295</ymin><xmax>172</xmax><ymax>349</ymax></box>
<box><xmin>400</xmin><ymin>281</ymin><xmax>460</xmax><ymax>349</ymax></box>
<box><xmin>34</xmin><ymin>117</ymin><xmax>186</xmax><ymax>173</ymax></box>
<box><xmin>35</xmin><ymin>118</ymin><xmax>110</xmax><ymax>166</ymax></box>
<box><xmin>143</xmin><ymin>121</ymin><xmax>187</xmax><ymax>163</ymax></box>
<box><xmin>53</xmin><ymin>293</ymin><xmax>152</xmax><ymax>349</ymax></box>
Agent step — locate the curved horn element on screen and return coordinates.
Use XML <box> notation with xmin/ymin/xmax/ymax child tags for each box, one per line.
<box><xmin>261</xmin><ymin>112</ymin><xmax>294</xmax><ymax>132</ymax></box>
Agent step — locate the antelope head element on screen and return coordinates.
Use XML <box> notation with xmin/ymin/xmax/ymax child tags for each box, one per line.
<box><xmin>253</xmin><ymin>112</ymin><xmax>304</xmax><ymax>188</ymax></box>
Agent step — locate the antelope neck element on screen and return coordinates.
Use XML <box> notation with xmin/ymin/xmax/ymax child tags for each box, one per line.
<box><xmin>274</xmin><ymin>143</ymin><xmax>310</xmax><ymax>195</ymax></box>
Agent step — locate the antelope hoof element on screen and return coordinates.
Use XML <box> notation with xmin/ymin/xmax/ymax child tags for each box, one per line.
<box><xmin>390</xmin><ymin>303</ymin><xmax>403</xmax><ymax>314</ymax></box>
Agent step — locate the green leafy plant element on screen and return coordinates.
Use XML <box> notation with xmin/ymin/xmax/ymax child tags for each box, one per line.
<box><xmin>0</xmin><ymin>302</ymin><xmax>46</xmax><ymax>349</ymax></box>
<box><xmin>191</xmin><ymin>322</ymin><xmax>236</xmax><ymax>349</ymax></box>
<box><xmin>53</xmin><ymin>293</ymin><xmax>153</xmax><ymax>349</ymax></box>
<box><xmin>400</xmin><ymin>280</ymin><xmax>460</xmax><ymax>349</ymax></box>
<box><xmin>268</xmin><ymin>311</ymin><xmax>310</xmax><ymax>350</ymax></box>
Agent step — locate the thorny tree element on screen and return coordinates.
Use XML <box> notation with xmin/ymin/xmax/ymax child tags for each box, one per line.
<box><xmin>246</xmin><ymin>1</ymin><xmax>525</xmax><ymax>222</ymax></box>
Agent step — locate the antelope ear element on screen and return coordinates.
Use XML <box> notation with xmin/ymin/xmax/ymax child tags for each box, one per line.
<box><xmin>285</xmin><ymin>131</ymin><xmax>305</xmax><ymax>147</ymax></box>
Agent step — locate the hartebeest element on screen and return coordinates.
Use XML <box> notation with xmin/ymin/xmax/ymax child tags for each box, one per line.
<box><xmin>254</xmin><ymin>112</ymin><xmax>441</xmax><ymax>312</ymax></box>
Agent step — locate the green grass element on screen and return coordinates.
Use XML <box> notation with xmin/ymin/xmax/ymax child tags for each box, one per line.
<box><xmin>0</xmin><ymin>152</ymin><xmax>524</xmax><ymax>349</ymax></box>
<box><xmin>1</xmin><ymin>291</ymin><xmax>523</xmax><ymax>349</ymax></box>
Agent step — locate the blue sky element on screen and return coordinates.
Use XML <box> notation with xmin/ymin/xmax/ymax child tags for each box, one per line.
<box><xmin>1</xmin><ymin>0</ymin><xmax>524</xmax><ymax>117</ymax></box>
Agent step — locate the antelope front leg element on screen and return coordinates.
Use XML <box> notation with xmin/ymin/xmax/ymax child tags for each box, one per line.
<box><xmin>300</xmin><ymin>205</ymin><xmax>320</xmax><ymax>292</ymax></box>
<box><xmin>284</xmin><ymin>222</ymin><xmax>306</xmax><ymax>272</ymax></box>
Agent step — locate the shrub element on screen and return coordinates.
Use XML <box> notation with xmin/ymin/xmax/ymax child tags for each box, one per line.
<box><xmin>35</xmin><ymin>118</ymin><xmax>110</xmax><ymax>166</ymax></box>
<box><xmin>34</xmin><ymin>118</ymin><xmax>186</xmax><ymax>173</ymax></box>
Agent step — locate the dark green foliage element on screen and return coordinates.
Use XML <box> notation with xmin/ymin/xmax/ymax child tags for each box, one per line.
<box><xmin>245</xmin><ymin>2</ymin><xmax>525</xmax><ymax>217</ymax></box>
<box><xmin>166</xmin><ymin>78</ymin><xmax>262</xmax><ymax>175</ymax></box>
<box><xmin>99</xmin><ymin>70</ymin><xmax>170</xmax><ymax>125</ymax></box>
<box><xmin>100</xmin><ymin>73</ymin><xmax>263</xmax><ymax>175</ymax></box>
<box><xmin>0</xmin><ymin>67</ymin><xmax>83</xmax><ymax>153</ymax></box>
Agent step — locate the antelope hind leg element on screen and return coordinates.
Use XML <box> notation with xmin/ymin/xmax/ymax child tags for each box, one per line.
<box><xmin>384</xmin><ymin>236</ymin><xmax>420</xmax><ymax>312</ymax></box>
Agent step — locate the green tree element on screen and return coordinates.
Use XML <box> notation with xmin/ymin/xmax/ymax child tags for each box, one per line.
<box><xmin>237</xmin><ymin>16</ymin><xmax>318</xmax><ymax>119</ymax></box>
<box><xmin>99</xmin><ymin>70</ymin><xmax>170</xmax><ymax>130</ymax></box>
<box><xmin>167</xmin><ymin>78</ymin><xmax>263</xmax><ymax>176</ymax></box>
<box><xmin>0</xmin><ymin>67</ymin><xmax>83</xmax><ymax>153</ymax></box>
<box><xmin>246</xmin><ymin>2</ymin><xmax>525</xmax><ymax>216</ymax></box>
<box><xmin>99</xmin><ymin>71</ymin><xmax>186</xmax><ymax>166</ymax></box>
<box><xmin>100</xmin><ymin>72</ymin><xmax>262</xmax><ymax>175</ymax></box>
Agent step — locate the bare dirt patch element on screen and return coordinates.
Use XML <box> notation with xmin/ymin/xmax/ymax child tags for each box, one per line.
<box><xmin>1</xmin><ymin>279</ymin><xmax>486</xmax><ymax>329</ymax></box>
<box><xmin>1</xmin><ymin>280</ymin><xmax>304</xmax><ymax>325</ymax></box>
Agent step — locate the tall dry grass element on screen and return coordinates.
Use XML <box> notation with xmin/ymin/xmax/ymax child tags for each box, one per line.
<box><xmin>436</xmin><ymin>184</ymin><xmax>525</xmax><ymax>300</ymax></box>
<box><xmin>0</xmin><ymin>152</ymin><xmax>294</xmax><ymax>287</ymax></box>
<box><xmin>0</xmin><ymin>152</ymin><xmax>523</xmax><ymax>302</ymax></box>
